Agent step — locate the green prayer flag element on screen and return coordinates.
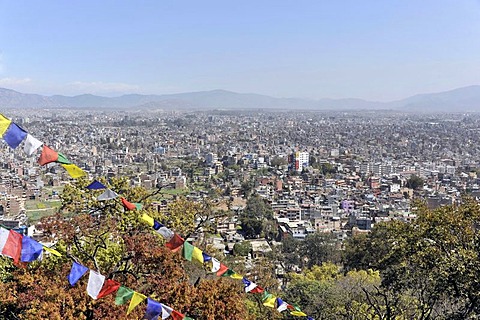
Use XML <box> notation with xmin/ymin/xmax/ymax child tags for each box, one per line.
<box><xmin>115</xmin><ymin>286</ymin><xmax>134</xmax><ymax>305</ymax></box>
<box><xmin>134</xmin><ymin>203</ymin><xmax>143</xmax><ymax>210</ymax></box>
<box><xmin>56</xmin><ymin>152</ymin><xmax>72</xmax><ymax>165</ymax></box>
<box><xmin>221</xmin><ymin>269</ymin><xmax>235</xmax><ymax>277</ymax></box>
<box><xmin>184</xmin><ymin>317</ymin><xmax>194</xmax><ymax>320</ymax></box>
<box><xmin>183</xmin><ymin>241</ymin><xmax>194</xmax><ymax>261</ymax></box>
<box><xmin>261</xmin><ymin>291</ymin><xmax>272</xmax><ymax>301</ymax></box>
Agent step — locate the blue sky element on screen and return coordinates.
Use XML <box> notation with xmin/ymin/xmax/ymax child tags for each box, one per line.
<box><xmin>1</xmin><ymin>1</ymin><xmax>480</xmax><ymax>101</ymax></box>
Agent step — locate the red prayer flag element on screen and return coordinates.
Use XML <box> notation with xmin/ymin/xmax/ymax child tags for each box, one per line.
<box><xmin>171</xmin><ymin>310</ymin><xmax>185</xmax><ymax>320</ymax></box>
<box><xmin>165</xmin><ymin>233</ymin><xmax>184</xmax><ymax>252</ymax></box>
<box><xmin>97</xmin><ymin>279</ymin><xmax>121</xmax><ymax>299</ymax></box>
<box><xmin>287</xmin><ymin>304</ymin><xmax>295</xmax><ymax>310</ymax></box>
<box><xmin>121</xmin><ymin>197</ymin><xmax>136</xmax><ymax>210</ymax></box>
<box><xmin>38</xmin><ymin>145</ymin><xmax>59</xmax><ymax>166</ymax></box>
<box><xmin>250</xmin><ymin>286</ymin><xmax>264</xmax><ymax>294</ymax></box>
<box><xmin>2</xmin><ymin>230</ymin><xmax>23</xmax><ymax>264</ymax></box>
<box><xmin>216</xmin><ymin>263</ymin><xmax>229</xmax><ymax>276</ymax></box>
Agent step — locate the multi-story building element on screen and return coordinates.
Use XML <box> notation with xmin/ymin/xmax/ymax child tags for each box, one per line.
<box><xmin>289</xmin><ymin>151</ymin><xmax>309</xmax><ymax>172</ymax></box>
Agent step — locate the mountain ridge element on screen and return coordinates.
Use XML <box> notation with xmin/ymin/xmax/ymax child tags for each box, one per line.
<box><xmin>1</xmin><ymin>85</ymin><xmax>480</xmax><ymax>112</ymax></box>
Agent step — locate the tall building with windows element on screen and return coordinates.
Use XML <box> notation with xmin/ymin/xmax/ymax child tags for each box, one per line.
<box><xmin>289</xmin><ymin>151</ymin><xmax>309</xmax><ymax>172</ymax></box>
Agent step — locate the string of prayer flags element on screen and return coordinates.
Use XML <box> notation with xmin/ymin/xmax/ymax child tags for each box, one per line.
<box><xmin>20</xmin><ymin>236</ymin><xmax>43</xmax><ymax>262</ymax></box>
<box><xmin>97</xmin><ymin>189</ymin><xmax>119</xmax><ymax>201</ymax></box>
<box><xmin>145</xmin><ymin>298</ymin><xmax>163</xmax><ymax>320</ymax></box>
<box><xmin>165</xmin><ymin>233</ymin><xmax>184</xmax><ymax>252</ymax></box>
<box><xmin>115</xmin><ymin>286</ymin><xmax>134</xmax><ymax>305</ymax></box>
<box><xmin>86</xmin><ymin>180</ymin><xmax>106</xmax><ymax>190</ymax></box>
<box><xmin>0</xmin><ymin>228</ymin><xmax>23</xmax><ymax>264</ymax></box>
<box><xmin>62</xmin><ymin>164</ymin><xmax>86</xmax><ymax>179</ymax></box>
<box><xmin>68</xmin><ymin>261</ymin><xmax>89</xmax><ymax>286</ymax></box>
<box><xmin>127</xmin><ymin>291</ymin><xmax>147</xmax><ymax>315</ymax></box>
<box><xmin>97</xmin><ymin>279</ymin><xmax>121</xmax><ymax>299</ymax></box>
<box><xmin>0</xmin><ymin>114</ymin><xmax>12</xmax><ymax>136</ymax></box>
<box><xmin>24</xmin><ymin>134</ymin><xmax>43</xmax><ymax>156</ymax></box>
<box><xmin>3</xmin><ymin>122</ymin><xmax>27</xmax><ymax>149</ymax></box>
<box><xmin>87</xmin><ymin>270</ymin><xmax>105</xmax><ymax>299</ymax></box>
<box><xmin>38</xmin><ymin>145</ymin><xmax>59</xmax><ymax>166</ymax></box>
<box><xmin>121</xmin><ymin>197</ymin><xmax>136</xmax><ymax>210</ymax></box>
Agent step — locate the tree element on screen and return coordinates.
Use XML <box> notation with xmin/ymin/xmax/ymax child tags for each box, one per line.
<box><xmin>301</xmin><ymin>232</ymin><xmax>341</xmax><ymax>268</ymax></box>
<box><xmin>406</xmin><ymin>174</ymin><xmax>424</xmax><ymax>190</ymax></box>
<box><xmin>239</xmin><ymin>195</ymin><xmax>273</xmax><ymax>239</ymax></box>
<box><xmin>0</xmin><ymin>178</ymin><xmax>250</xmax><ymax>320</ymax></box>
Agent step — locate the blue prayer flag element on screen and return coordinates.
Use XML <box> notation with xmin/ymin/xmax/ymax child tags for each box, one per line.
<box><xmin>20</xmin><ymin>236</ymin><xmax>43</xmax><ymax>262</ymax></box>
<box><xmin>3</xmin><ymin>122</ymin><xmax>27</xmax><ymax>149</ymax></box>
<box><xmin>153</xmin><ymin>220</ymin><xmax>164</xmax><ymax>230</ymax></box>
<box><xmin>145</xmin><ymin>297</ymin><xmax>163</xmax><ymax>320</ymax></box>
<box><xmin>68</xmin><ymin>261</ymin><xmax>88</xmax><ymax>286</ymax></box>
<box><xmin>202</xmin><ymin>252</ymin><xmax>212</xmax><ymax>262</ymax></box>
<box><xmin>86</xmin><ymin>180</ymin><xmax>107</xmax><ymax>190</ymax></box>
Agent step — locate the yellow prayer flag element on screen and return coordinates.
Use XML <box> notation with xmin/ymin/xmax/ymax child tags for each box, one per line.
<box><xmin>290</xmin><ymin>311</ymin><xmax>307</xmax><ymax>316</ymax></box>
<box><xmin>126</xmin><ymin>292</ymin><xmax>146</xmax><ymax>314</ymax></box>
<box><xmin>0</xmin><ymin>114</ymin><xmax>12</xmax><ymax>137</ymax></box>
<box><xmin>263</xmin><ymin>296</ymin><xmax>276</xmax><ymax>308</ymax></box>
<box><xmin>43</xmin><ymin>246</ymin><xmax>62</xmax><ymax>257</ymax></box>
<box><xmin>61</xmin><ymin>164</ymin><xmax>86</xmax><ymax>179</ymax></box>
<box><xmin>191</xmin><ymin>246</ymin><xmax>204</xmax><ymax>264</ymax></box>
<box><xmin>141</xmin><ymin>213</ymin><xmax>154</xmax><ymax>227</ymax></box>
<box><xmin>230</xmin><ymin>273</ymin><xmax>243</xmax><ymax>280</ymax></box>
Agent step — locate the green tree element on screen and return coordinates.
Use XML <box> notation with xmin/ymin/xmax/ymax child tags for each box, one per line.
<box><xmin>239</xmin><ymin>195</ymin><xmax>273</xmax><ymax>239</ymax></box>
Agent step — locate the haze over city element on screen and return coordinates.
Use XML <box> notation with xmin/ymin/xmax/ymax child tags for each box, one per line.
<box><xmin>1</xmin><ymin>1</ymin><xmax>480</xmax><ymax>101</ymax></box>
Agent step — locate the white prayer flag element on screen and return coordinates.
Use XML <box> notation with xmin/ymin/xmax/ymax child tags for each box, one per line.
<box><xmin>86</xmin><ymin>270</ymin><xmax>105</xmax><ymax>299</ymax></box>
<box><xmin>23</xmin><ymin>134</ymin><xmax>43</xmax><ymax>156</ymax></box>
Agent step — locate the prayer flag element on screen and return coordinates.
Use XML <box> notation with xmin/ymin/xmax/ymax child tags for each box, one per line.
<box><xmin>97</xmin><ymin>279</ymin><xmax>121</xmax><ymax>299</ymax></box>
<box><xmin>134</xmin><ymin>203</ymin><xmax>143</xmax><ymax>210</ymax></box>
<box><xmin>115</xmin><ymin>286</ymin><xmax>134</xmax><ymax>305</ymax></box>
<box><xmin>121</xmin><ymin>197</ymin><xmax>136</xmax><ymax>210</ymax></box>
<box><xmin>38</xmin><ymin>145</ymin><xmax>58</xmax><ymax>166</ymax></box>
<box><xmin>191</xmin><ymin>246</ymin><xmax>204</xmax><ymax>265</ymax></box>
<box><xmin>308</xmin><ymin>317</ymin><xmax>315</xmax><ymax>320</ymax></box>
<box><xmin>43</xmin><ymin>246</ymin><xmax>61</xmax><ymax>256</ymax></box>
<box><xmin>221</xmin><ymin>269</ymin><xmax>235</xmax><ymax>278</ymax></box>
<box><xmin>86</xmin><ymin>180</ymin><xmax>106</xmax><ymax>190</ymax></box>
<box><xmin>230</xmin><ymin>272</ymin><xmax>243</xmax><ymax>280</ymax></box>
<box><xmin>20</xmin><ymin>236</ymin><xmax>43</xmax><ymax>262</ymax></box>
<box><xmin>171</xmin><ymin>310</ymin><xmax>185</xmax><ymax>320</ymax></box>
<box><xmin>62</xmin><ymin>164</ymin><xmax>86</xmax><ymax>179</ymax></box>
<box><xmin>1</xmin><ymin>229</ymin><xmax>23</xmax><ymax>264</ymax></box>
<box><xmin>141</xmin><ymin>213</ymin><xmax>154</xmax><ymax>227</ymax></box>
<box><xmin>153</xmin><ymin>220</ymin><xmax>163</xmax><ymax>230</ymax></box>
<box><xmin>0</xmin><ymin>114</ymin><xmax>12</xmax><ymax>136</ymax></box>
<box><xmin>68</xmin><ymin>262</ymin><xmax>88</xmax><ymax>286</ymax></box>
<box><xmin>216</xmin><ymin>262</ymin><xmax>229</xmax><ymax>276</ymax></box>
<box><xmin>250</xmin><ymin>285</ymin><xmax>264</xmax><ymax>294</ymax></box>
<box><xmin>56</xmin><ymin>152</ymin><xmax>71</xmax><ymax>164</ymax></box>
<box><xmin>145</xmin><ymin>298</ymin><xmax>162</xmax><ymax>320</ymax></box>
<box><xmin>87</xmin><ymin>270</ymin><xmax>105</xmax><ymax>299</ymax></box>
<box><xmin>3</xmin><ymin>122</ymin><xmax>27</xmax><ymax>149</ymax></box>
<box><xmin>276</xmin><ymin>298</ymin><xmax>289</xmax><ymax>312</ymax></box>
<box><xmin>243</xmin><ymin>278</ymin><xmax>258</xmax><ymax>293</ymax></box>
<box><xmin>290</xmin><ymin>311</ymin><xmax>307</xmax><ymax>316</ymax></box>
<box><xmin>263</xmin><ymin>295</ymin><xmax>276</xmax><ymax>308</ymax></box>
<box><xmin>161</xmin><ymin>304</ymin><xmax>173</xmax><ymax>319</ymax></box>
<box><xmin>127</xmin><ymin>291</ymin><xmax>146</xmax><ymax>314</ymax></box>
<box><xmin>23</xmin><ymin>134</ymin><xmax>43</xmax><ymax>156</ymax></box>
<box><xmin>211</xmin><ymin>257</ymin><xmax>221</xmax><ymax>273</ymax></box>
<box><xmin>97</xmin><ymin>189</ymin><xmax>119</xmax><ymax>201</ymax></box>
<box><xmin>157</xmin><ymin>227</ymin><xmax>174</xmax><ymax>241</ymax></box>
<box><xmin>182</xmin><ymin>241</ymin><xmax>194</xmax><ymax>261</ymax></box>
<box><xmin>165</xmin><ymin>233</ymin><xmax>184</xmax><ymax>252</ymax></box>
<box><xmin>202</xmin><ymin>252</ymin><xmax>212</xmax><ymax>262</ymax></box>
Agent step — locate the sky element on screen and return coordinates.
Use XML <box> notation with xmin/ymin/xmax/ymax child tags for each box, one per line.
<box><xmin>1</xmin><ymin>1</ymin><xmax>480</xmax><ymax>101</ymax></box>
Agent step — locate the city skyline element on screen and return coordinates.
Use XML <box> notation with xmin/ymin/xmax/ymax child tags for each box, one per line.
<box><xmin>1</xmin><ymin>1</ymin><xmax>480</xmax><ymax>101</ymax></box>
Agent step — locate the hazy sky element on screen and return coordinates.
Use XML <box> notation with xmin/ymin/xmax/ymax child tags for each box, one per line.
<box><xmin>1</xmin><ymin>1</ymin><xmax>480</xmax><ymax>101</ymax></box>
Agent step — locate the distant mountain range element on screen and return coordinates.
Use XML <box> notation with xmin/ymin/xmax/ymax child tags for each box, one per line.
<box><xmin>2</xmin><ymin>85</ymin><xmax>480</xmax><ymax>112</ymax></box>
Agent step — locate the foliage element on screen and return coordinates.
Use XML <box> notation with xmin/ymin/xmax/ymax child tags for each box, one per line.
<box><xmin>239</xmin><ymin>195</ymin><xmax>274</xmax><ymax>239</ymax></box>
<box><xmin>406</xmin><ymin>174</ymin><xmax>424</xmax><ymax>190</ymax></box>
<box><xmin>233</xmin><ymin>241</ymin><xmax>252</xmax><ymax>257</ymax></box>
<box><xmin>0</xmin><ymin>177</ymin><xmax>248</xmax><ymax>320</ymax></box>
